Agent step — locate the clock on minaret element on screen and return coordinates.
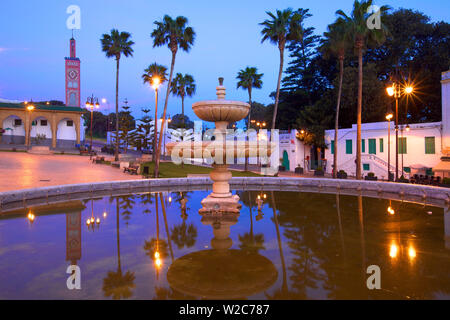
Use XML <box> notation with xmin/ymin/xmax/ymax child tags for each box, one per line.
<box><xmin>65</xmin><ymin>37</ymin><xmax>81</xmax><ymax>107</ymax></box>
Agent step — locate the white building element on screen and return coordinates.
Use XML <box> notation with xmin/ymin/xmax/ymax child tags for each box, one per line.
<box><xmin>324</xmin><ymin>69</ymin><xmax>450</xmax><ymax>179</ymax></box>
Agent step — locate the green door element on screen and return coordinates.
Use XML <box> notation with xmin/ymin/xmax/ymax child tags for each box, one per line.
<box><xmin>282</xmin><ymin>150</ymin><xmax>290</xmax><ymax>171</ymax></box>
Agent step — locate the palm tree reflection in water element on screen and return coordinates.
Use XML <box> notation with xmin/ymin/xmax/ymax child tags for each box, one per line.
<box><xmin>102</xmin><ymin>197</ymin><xmax>136</xmax><ymax>300</ymax></box>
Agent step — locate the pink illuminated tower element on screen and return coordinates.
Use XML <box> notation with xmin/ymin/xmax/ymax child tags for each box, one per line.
<box><xmin>65</xmin><ymin>37</ymin><xmax>81</xmax><ymax>107</ymax></box>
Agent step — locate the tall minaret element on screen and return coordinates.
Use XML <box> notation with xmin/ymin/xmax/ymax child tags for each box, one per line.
<box><xmin>441</xmin><ymin>69</ymin><xmax>450</xmax><ymax>153</ymax></box>
<box><xmin>65</xmin><ymin>36</ymin><xmax>81</xmax><ymax>107</ymax></box>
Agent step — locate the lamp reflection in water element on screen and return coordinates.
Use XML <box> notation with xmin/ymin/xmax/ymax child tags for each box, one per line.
<box><xmin>255</xmin><ymin>192</ymin><xmax>266</xmax><ymax>221</ymax></box>
<box><xmin>387</xmin><ymin>200</ymin><xmax>396</xmax><ymax>216</ymax></box>
<box><xmin>389</xmin><ymin>241</ymin><xmax>417</xmax><ymax>261</ymax></box>
<box><xmin>86</xmin><ymin>200</ymin><xmax>101</xmax><ymax>231</ymax></box>
<box><xmin>27</xmin><ymin>210</ymin><xmax>36</xmax><ymax>225</ymax></box>
<box><xmin>27</xmin><ymin>210</ymin><xmax>36</xmax><ymax>227</ymax></box>
<box><xmin>389</xmin><ymin>241</ymin><xmax>399</xmax><ymax>258</ymax></box>
<box><xmin>386</xmin><ymin>199</ymin><xmax>418</xmax><ymax>263</ymax></box>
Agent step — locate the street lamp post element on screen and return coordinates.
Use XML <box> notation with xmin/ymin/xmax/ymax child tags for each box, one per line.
<box><xmin>152</xmin><ymin>77</ymin><xmax>161</xmax><ymax>162</ymax></box>
<box><xmin>85</xmin><ymin>95</ymin><xmax>99</xmax><ymax>156</ymax></box>
<box><xmin>300</xmin><ymin>129</ymin><xmax>306</xmax><ymax>171</ymax></box>
<box><xmin>251</xmin><ymin>120</ymin><xmax>266</xmax><ymax>167</ymax></box>
<box><xmin>386</xmin><ymin>112</ymin><xmax>393</xmax><ymax>181</ymax></box>
<box><xmin>24</xmin><ymin>100</ymin><xmax>35</xmax><ymax>147</ymax></box>
<box><xmin>386</xmin><ymin>81</ymin><xmax>414</xmax><ymax>181</ymax></box>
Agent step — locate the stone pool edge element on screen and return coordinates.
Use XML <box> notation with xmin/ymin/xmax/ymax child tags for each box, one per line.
<box><xmin>1</xmin><ymin>177</ymin><xmax>450</xmax><ymax>210</ymax></box>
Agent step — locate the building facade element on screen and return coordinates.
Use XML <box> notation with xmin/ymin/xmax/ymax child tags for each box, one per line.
<box><xmin>324</xmin><ymin>69</ymin><xmax>450</xmax><ymax>179</ymax></box>
<box><xmin>0</xmin><ymin>37</ymin><xmax>84</xmax><ymax>149</ymax></box>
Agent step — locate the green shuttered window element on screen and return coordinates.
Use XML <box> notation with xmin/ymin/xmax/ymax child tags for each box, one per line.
<box><xmin>398</xmin><ymin>137</ymin><xmax>407</xmax><ymax>154</ymax></box>
<box><xmin>425</xmin><ymin>137</ymin><xmax>435</xmax><ymax>154</ymax></box>
<box><xmin>346</xmin><ymin>140</ymin><xmax>352</xmax><ymax>154</ymax></box>
<box><xmin>369</xmin><ymin>139</ymin><xmax>376</xmax><ymax>154</ymax></box>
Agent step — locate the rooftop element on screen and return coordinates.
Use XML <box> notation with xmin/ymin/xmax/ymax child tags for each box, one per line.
<box><xmin>0</xmin><ymin>102</ymin><xmax>84</xmax><ymax>113</ymax></box>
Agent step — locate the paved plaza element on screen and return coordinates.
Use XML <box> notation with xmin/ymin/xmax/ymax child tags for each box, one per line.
<box><xmin>0</xmin><ymin>152</ymin><xmax>140</xmax><ymax>192</ymax></box>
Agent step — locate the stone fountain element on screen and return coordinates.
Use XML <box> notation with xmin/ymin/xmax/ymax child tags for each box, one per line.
<box><xmin>167</xmin><ymin>78</ymin><xmax>273</xmax><ymax>214</ymax></box>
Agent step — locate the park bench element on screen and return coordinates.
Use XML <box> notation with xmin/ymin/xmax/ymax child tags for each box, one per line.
<box><xmin>92</xmin><ymin>156</ymin><xmax>105</xmax><ymax>164</ymax></box>
<box><xmin>111</xmin><ymin>161</ymin><xmax>120</xmax><ymax>168</ymax></box>
<box><xmin>124</xmin><ymin>164</ymin><xmax>140</xmax><ymax>175</ymax></box>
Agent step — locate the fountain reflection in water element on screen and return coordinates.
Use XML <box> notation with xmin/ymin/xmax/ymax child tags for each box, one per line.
<box><xmin>167</xmin><ymin>209</ymin><xmax>278</xmax><ymax>299</ymax></box>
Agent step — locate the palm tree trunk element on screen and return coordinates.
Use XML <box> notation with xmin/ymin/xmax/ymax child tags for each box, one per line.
<box><xmin>245</xmin><ymin>87</ymin><xmax>252</xmax><ymax>172</ymax></box>
<box><xmin>356</xmin><ymin>46</ymin><xmax>363</xmax><ymax>180</ymax></box>
<box><xmin>115</xmin><ymin>58</ymin><xmax>120</xmax><ymax>161</ymax></box>
<box><xmin>116</xmin><ymin>197</ymin><xmax>121</xmax><ymax>272</ymax></box>
<box><xmin>181</xmin><ymin>95</ymin><xmax>185</xmax><ymax>128</ymax></box>
<box><xmin>272</xmin><ymin>45</ymin><xmax>284</xmax><ymax>130</ymax></box>
<box><xmin>154</xmin><ymin>50</ymin><xmax>177</xmax><ymax>178</ymax></box>
<box><xmin>333</xmin><ymin>57</ymin><xmax>344</xmax><ymax>178</ymax></box>
<box><xmin>181</xmin><ymin>94</ymin><xmax>185</xmax><ymax>169</ymax></box>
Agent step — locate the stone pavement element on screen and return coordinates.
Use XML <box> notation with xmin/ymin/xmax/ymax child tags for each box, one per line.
<box><xmin>0</xmin><ymin>152</ymin><xmax>140</xmax><ymax>192</ymax></box>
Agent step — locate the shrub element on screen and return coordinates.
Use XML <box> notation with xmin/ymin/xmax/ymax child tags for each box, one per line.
<box><xmin>368</xmin><ymin>172</ymin><xmax>375</xmax><ymax>177</ymax></box>
<box><xmin>443</xmin><ymin>177</ymin><xmax>450</xmax><ymax>185</ymax></box>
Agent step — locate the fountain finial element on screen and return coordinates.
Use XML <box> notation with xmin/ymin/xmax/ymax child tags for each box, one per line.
<box><xmin>216</xmin><ymin>77</ymin><xmax>226</xmax><ymax>100</ymax></box>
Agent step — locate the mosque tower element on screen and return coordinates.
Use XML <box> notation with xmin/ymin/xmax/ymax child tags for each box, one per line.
<box><xmin>65</xmin><ymin>36</ymin><xmax>81</xmax><ymax>107</ymax></box>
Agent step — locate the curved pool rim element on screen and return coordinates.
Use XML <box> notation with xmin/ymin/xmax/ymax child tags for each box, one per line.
<box><xmin>1</xmin><ymin>177</ymin><xmax>449</xmax><ymax>213</ymax></box>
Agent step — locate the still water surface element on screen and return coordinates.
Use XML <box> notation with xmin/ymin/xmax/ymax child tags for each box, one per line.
<box><xmin>0</xmin><ymin>190</ymin><xmax>449</xmax><ymax>299</ymax></box>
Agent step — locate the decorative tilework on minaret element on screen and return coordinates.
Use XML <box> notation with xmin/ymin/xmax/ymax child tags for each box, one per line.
<box><xmin>65</xmin><ymin>37</ymin><xmax>81</xmax><ymax>107</ymax></box>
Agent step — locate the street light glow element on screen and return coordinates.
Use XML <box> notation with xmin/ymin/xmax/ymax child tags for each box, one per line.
<box><xmin>152</xmin><ymin>77</ymin><xmax>161</xmax><ymax>89</ymax></box>
<box><xmin>405</xmin><ymin>86</ymin><xmax>414</xmax><ymax>94</ymax></box>
<box><xmin>385</xmin><ymin>113</ymin><xmax>393</xmax><ymax>121</ymax></box>
<box><xmin>386</xmin><ymin>86</ymin><xmax>395</xmax><ymax>97</ymax></box>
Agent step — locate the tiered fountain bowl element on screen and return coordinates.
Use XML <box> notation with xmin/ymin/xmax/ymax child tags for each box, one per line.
<box><xmin>166</xmin><ymin>78</ymin><xmax>273</xmax><ymax>214</ymax></box>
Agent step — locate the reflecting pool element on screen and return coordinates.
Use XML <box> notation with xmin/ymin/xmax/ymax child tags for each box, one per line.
<box><xmin>0</xmin><ymin>190</ymin><xmax>449</xmax><ymax>299</ymax></box>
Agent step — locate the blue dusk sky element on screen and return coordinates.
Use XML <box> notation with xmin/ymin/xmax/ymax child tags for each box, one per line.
<box><xmin>0</xmin><ymin>0</ymin><xmax>449</xmax><ymax>122</ymax></box>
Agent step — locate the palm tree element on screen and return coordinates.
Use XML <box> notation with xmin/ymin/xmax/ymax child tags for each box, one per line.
<box><xmin>151</xmin><ymin>15</ymin><xmax>195</xmax><ymax>177</ymax></box>
<box><xmin>321</xmin><ymin>19</ymin><xmax>349</xmax><ymax>178</ymax></box>
<box><xmin>260</xmin><ymin>9</ymin><xmax>304</xmax><ymax>130</ymax></box>
<box><xmin>170</xmin><ymin>73</ymin><xmax>196</xmax><ymax>128</ymax></box>
<box><xmin>336</xmin><ymin>0</ymin><xmax>390</xmax><ymax>179</ymax></box>
<box><xmin>142</xmin><ymin>63</ymin><xmax>168</xmax><ymax>162</ymax></box>
<box><xmin>102</xmin><ymin>197</ymin><xmax>135</xmax><ymax>299</ymax></box>
<box><xmin>101</xmin><ymin>29</ymin><xmax>135</xmax><ymax>161</ymax></box>
<box><xmin>236</xmin><ymin>67</ymin><xmax>263</xmax><ymax>171</ymax></box>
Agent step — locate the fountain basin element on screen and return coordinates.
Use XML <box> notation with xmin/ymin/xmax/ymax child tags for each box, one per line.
<box><xmin>192</xmin><ymin>100</ymin><xmax>250</xmax><ymax>123</ymax></box>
